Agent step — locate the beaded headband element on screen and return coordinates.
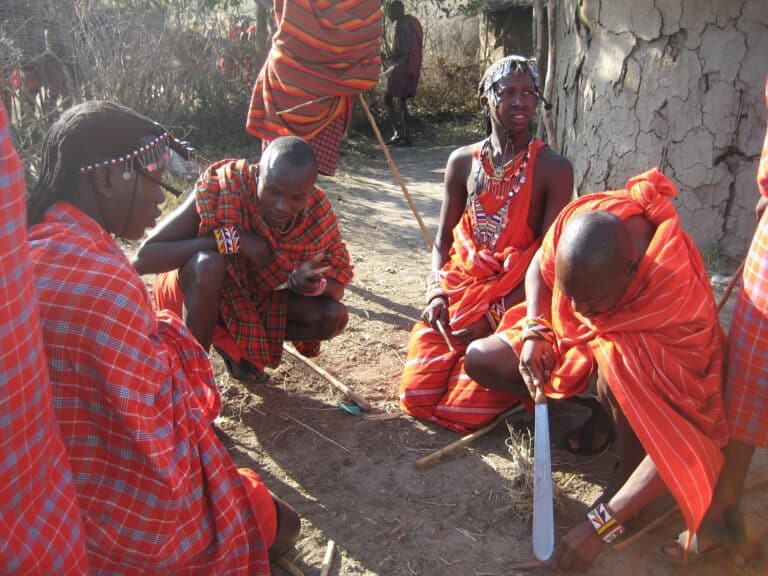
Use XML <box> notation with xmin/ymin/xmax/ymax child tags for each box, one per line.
<box><xmin>76</xmin><ymin>132</ymin><xmax>187</xmax><ymax>197</ymax></box>
<box><xmin>482</xmin><ymin>56</ymin><xmax>540</xmax><ymax>95</ymax></box>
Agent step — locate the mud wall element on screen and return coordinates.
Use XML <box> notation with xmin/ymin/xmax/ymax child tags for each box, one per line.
<box><xmin>555</xmin><ymin>0</ymin><xmax>768</xmax><ymax>258</ymax></box>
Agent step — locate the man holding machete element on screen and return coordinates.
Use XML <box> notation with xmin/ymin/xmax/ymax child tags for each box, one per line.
<box><xmin>464</xmin><ymin>169</ymin><xmax>728</xmax><ymax>570</ymax></box>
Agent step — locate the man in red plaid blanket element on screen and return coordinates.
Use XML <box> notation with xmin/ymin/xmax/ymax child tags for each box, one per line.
<box><xmin>27</xmin><ymin>101</ymin><xmax>299</xmax><ymax>574</ymax></box>
<box><xmin>136</xmin><ymin>136</ymin><xmax>353</xmax><ymax>384</ymax></box>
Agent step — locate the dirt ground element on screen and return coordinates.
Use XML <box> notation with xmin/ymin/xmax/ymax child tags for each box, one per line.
<box><xmin>147</xmin><ymin>134</ymin><xmax>768</xmax><ymax>576</ymax></box>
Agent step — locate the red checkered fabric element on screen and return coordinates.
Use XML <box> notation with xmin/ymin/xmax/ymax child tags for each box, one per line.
<box><xmin>498</xmin><ymin>168</ymin><xmax>728</xmax><ymax>539</ymax></box>
<box><xmin>0</xmin><ymin>102</ymin><xmax>90</xmax><ymax>574</ymax></box>
<box><xmin>724</xmin><ymin>77</ymin><xmax>768</xmax><ymax>447</ymax></box>
<box><xmin>29</xmin><ymin>202</ymin><xmax>272</xmax><ymax>575</ymax></box>
<box><xmin>262</xmin><ymin>110</ymin><xmax>349</xmax><ymax>176</ymax></box>
<box><xmin>185</xmin><ymin>159</ymin><xmax>352</xmax><ymax>370</ymax></box>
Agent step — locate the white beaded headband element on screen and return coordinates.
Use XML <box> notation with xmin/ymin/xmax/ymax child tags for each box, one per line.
<box><xmin>76</xmin><ymin>132</ymin><xmax>172</xmax><ymax>180</ymax></box>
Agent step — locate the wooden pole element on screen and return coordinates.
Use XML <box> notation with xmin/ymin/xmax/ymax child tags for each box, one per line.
<box><xmin>283</xmin><ymin>344</ymin><xmax>372</xmax><ymax>411</ymax></box>
<box><xmin>319</xmin><ymin>540</ymin><xmax>336</xmax><ymax>576</ymax></box>
<box><xmin>415</xmin><ymin>404</ymin><xmax>525</xmax><ymax>468</ymax></box>
<box><xmin>716</xmin><ymin>261</ymin><xmax>744</xmax><ymax>312</ymax></box>
<box><xmin>542</xmin><ymin>0</ymin><xmax>559</xmax><ymax>152</ymax></box>
<box><xmin>532</xmin><ymin>0</ymin><xmax>545</xmax><ymax>141</ymax></box>
<box><xmin>357</xmin><ymin>92</ymin><xmax>433</xmax><ymax>250</ymax></box>
<box><xmin>275</xmin><ymin>556</ymin><xmax>304</xmax><ymax>576</ymax></box>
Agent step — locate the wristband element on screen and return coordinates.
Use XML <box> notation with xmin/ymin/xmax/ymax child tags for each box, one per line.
<box><xmin>213</xmin><ymin>226</ymin><xmax>240</xmax><ymax>255</ymax></box>
<box><xmin>587</xmin><ymin>503</ymin><xmax>625</xmax><ymax>543</ymax></box>
<box><xmin>521</xmin><ymin>316</ymin><xmax>554</xmax><ymax>344</ymax></box>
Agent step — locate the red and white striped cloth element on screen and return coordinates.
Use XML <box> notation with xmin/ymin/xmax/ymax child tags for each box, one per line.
<box><xmin>499</xmin><ymin>168</ymin><xmax>729</xmax><ymax>538</ymax></box>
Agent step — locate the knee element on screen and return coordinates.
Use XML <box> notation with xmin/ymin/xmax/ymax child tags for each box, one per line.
<box><xmin>324</xmin><ymin>300</ymin><xmax>348</xmax><ymax>338</ymax></box>
<box><xmin>313</xmin><ymin>300</ymin><xmax>348</xmax><ymax>340</ymax></box>
<box><xmin>464</xmin><ymin>340</ymin><xmax>495</xmax><ymax>386</ymax></box>
<box><xmin>182</xmin><ymin>251</ymin><xmax>226</xmax><ymax>296</ymax></box>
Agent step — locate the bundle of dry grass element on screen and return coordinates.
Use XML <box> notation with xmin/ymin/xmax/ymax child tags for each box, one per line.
<box><xmin>503</xmin><ymin>423</ymin><xmax>573</xmax><ymax>522</ymax></box>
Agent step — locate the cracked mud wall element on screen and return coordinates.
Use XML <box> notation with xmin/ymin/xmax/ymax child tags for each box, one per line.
<box><xmin>554</xmin><ymin>0</ymin><xmax>768</xmax><ymax>259</ymax></box>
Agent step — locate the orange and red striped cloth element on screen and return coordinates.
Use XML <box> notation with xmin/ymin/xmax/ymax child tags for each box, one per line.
<box><xmin>498</xmin><ymin>168</ymin><xmax>729</xmax><ymax>539</ymax></box>
<box><xmin>246</xmin><ymin>0</ymin><xmax>382</xmax><ymax>175</ymax></box>
<box><xmin>155</xmin><ymin>159</ymin><xmax>352</xmax><ymax>371</ymax></box>
<box><xmin>399</xmin><ymin>141</ymin><xmax>547</xmax><ymax>433</ymax></box>
<box><xmin>724</xmin><ymin>77</ymin><xmax>768</xmax><ymax>447</ymax></box>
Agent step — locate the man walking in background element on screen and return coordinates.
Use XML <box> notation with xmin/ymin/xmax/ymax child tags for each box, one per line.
<box><xmin>384</xmin><ymin>1</ymin><xmax>423</xmax><ymax>146</ymax></box>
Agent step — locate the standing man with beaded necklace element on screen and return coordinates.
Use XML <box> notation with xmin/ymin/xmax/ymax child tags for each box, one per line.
<box><xmin>399</xmin><ymin>55</ymin><xmax>573</xmax><ymax>433</ymax></box>
<box><xmin>135</xmin><ymin>136</ymin><xmax>353</xmax><ymax>385</ymax></box>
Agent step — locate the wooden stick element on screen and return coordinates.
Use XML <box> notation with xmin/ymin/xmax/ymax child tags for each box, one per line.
<box><xmin>276</xmin><ymin>67</ymin><xmax>394</xmax><ymax>116</ymax></box>
<box><xmin>506</xmin><ymin>559</ymin><xmax>555</xmax><ymax>570</ymax></box>
<box><xmin>283</xmin><ymin>344</ymin><xmax>372</xmax><ymax>410</ymax></box>
<box><xmin>357</xmin><ymin>92</ymin><xmax>433</xmax><ymax>250</ymax></box>
<box><xmin>276</xmin><ymin>95</ymin><xmax>332</xmax><ymax>116</ymax></box>
<box><xmin>319</xmin><ymin>540</ymin><xmax>336</xmax><ymax>576</ymax></box>
<box><xmin>542</xmin><ymin>0</ymin><xmax>559</xmax><ymax>151</ymax></box>
<box><xmin>280</xmin><ymin>413</ymin><xmax>351</xmax><ymax>453</ymax></box>
<box><xmin>614</xmin><ymin>472</ymin><xmax>768</xmax><ymax>551</ymax></box>
<box><xmin>716</xmin><ymin>261</ymin><xmax>744</xmax><ymax>312</ymax></box>
<box><xmin>275</xmin><ymin>555</ymin><xmax>305</xmax><ymax>576</ymax></box>
<box><xmin>415</xmin><ymin>404</ymin><xmax>526</xmax><ymax>468</ymax></box>
<box><xmin>435</xmin><ymin>319</ymin><xmax>456</xmax><ymax>353</ymax></box>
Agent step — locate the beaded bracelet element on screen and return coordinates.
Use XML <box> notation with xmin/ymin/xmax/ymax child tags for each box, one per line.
<box><xmin>521</xmin><ymin>316</ymin><xmax>555</xmax><ymax>344</ymax></box>
<box><xmin>587</xmin><ymin>503</ymin><xmax>625</xmax><ymax>543</ymax></box>
<box><xmin>213</xmin><ymin>226</ymin><xmax>241</xmax><ymax>255</ymax></box>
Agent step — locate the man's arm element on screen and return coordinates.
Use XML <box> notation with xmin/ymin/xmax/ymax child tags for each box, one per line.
<box><xmin>431</xmin><ymin>146</ymin><xmax>471</xmax><ymax>274</ymax></box>
<box><xmin>538</xmin><ymin>149</ymin><xmax>574</xmax><ymax>236</ymax></box>
<box><xmin>555</xmin><ymin>456</ymin><xmax>667</xmax><ymax>571</ymax></box>
<box><xmin>132</xmin><ymin>193</ymin><xmax>213</xmax><ymax>275</ymax></box>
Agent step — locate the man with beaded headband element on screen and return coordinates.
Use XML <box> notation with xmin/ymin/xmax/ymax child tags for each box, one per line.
<box><xmin>27</xmin><ymin>101</ymin><xmax>300</xmax><ymax>574</ymax></box>
<box><xmin>398</xmin><ymin>55</ymin><xmax>573</xmax><ymax>433</ymax></box>
<box><xmin>135</xmin><ymin>136</ymin><xmax>352</xmax><ymax>385</ymax></box>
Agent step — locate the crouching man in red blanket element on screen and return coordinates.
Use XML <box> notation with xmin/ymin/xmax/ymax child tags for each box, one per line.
<box><xmin>27</xmin><ymin>101</ymin><xmax>299</xmax><ymax>574</ymax></box>
<box><xmin>134</xmin><ymin>136</ymin><xmax>353</xmax><ymax>385</ymax></box>
<box><xmin>464</xmin><ymin>169</ymin><xmax>729</xmax><ymax>570</ymax></box>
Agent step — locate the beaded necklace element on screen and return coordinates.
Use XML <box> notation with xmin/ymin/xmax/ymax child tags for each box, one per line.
<box><xmin>469</xmin><ymin>137</ymin><xmax>532</xmax><ymax>249</ymax></box>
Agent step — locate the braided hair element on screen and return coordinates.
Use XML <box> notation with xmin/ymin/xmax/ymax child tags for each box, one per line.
<box><xmin>478</xmin><ymin>55</ymin><xmax>551</xmax><ymax>135</ymax></box>
<box><xmin>28</xmin><ymin>101</ymin><xmax>165</xmax><ymax>225</ymax></box>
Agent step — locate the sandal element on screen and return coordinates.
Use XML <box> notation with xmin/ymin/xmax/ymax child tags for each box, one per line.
<box><xmin>215</xmin><ymin>347</ymin><xmax>270</xmax><ymax>385</ymax></box>
<box><xmin>658</xmin><ymin>530</ymin><xmax>725</xmax><ymax>566</ymax></box>
<box><xmin>562</xmin><ymin>403</ymin><xmax>616</xmax><ymax>455</ymax></box>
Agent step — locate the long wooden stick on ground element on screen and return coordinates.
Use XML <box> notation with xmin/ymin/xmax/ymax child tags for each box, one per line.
<box><xmin>614</xmin><ymin>472</ymin><xmax>768</xmax><ymax>551</ymax></box>
<box><xmin>319</xmin><ymin>540</ymin><xmax>336</xmax><ymax>576</ymax></box>
<box><xmin>275</xmin><ymin>555</ymin><xmax>305</xmax><ymax>576</ymax></box>
<box><xmin>283</xmin><ymin>343</ymin><xmax>372</xmax><ymax>410</ymax></box>
<box><xmin>716</xmin><ymin>261</ymin><xmax>744</xmax><ymax>312</ymax></box>
<box><xmin>357</xmin><ymin>92</ymin><xmax>433</xmax><ymax>250</ymax></box>
<box><xmin>415</xmin><ymin>404</ymin><xmax>526</xmax><ymax>468</ymax></box>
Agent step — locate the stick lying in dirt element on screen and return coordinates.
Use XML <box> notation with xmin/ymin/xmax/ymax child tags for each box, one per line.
<box><xmin>319</xmin><ymin>540</ymin><xmax>336</xmax><ymax>576</ymax></box>
<box><xmin>716</xmin><ymin>261</ymin><xmax>744</xmax><ymax>312</ymax></box>
<box><xmin>283</xmin><ymin>343</ymin><xmax>372</xmax><ymax>410</ymax></box>
<box><xmin>614</xmin><ymin>472</ymin><xmax>768</xmax><ymax>551</ymax></box>
<box><xmin>435</xmin><ymin>319</ymin><xmax>456</xmax><ymax>353</ymax></box>
<box><xmin>506</xmin><ymin>558</ymin><xmax>555</xmax><ymax>570</ymax></box>
<box><xmin>275</xmin><ymin>555</ymin><xmax>305</xmax><ymax>576</ymax></box>
<box><xmin>415</xmin><ymin>404</ymin><xmax>526</xmax><ymax>469</ymax></box>
<box><xmin>280</xmin><ymin>413</ymin><xmax>350</xmax><ymax>453</ymax></box>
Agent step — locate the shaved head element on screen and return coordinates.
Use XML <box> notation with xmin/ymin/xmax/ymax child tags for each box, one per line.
<box><xmin>556</xmin><ymin>211</ymin><xmax>637</xmax><ymax>316</ymax></box>
<box><xmin>260</xmin><ymin>136</ymin><xmax>317</xmax><ymax>184</ymax></box>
